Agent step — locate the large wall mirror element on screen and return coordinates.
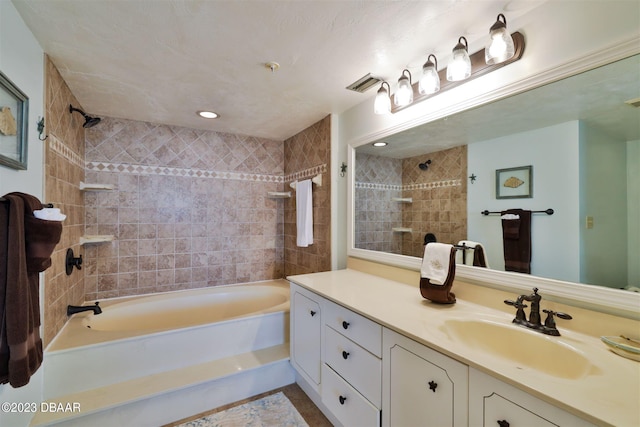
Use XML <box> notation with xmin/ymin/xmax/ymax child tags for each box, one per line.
<box><xmin>349</xmin><ymin>52</ymin><xmax>639</xmax><ymax>317</ymax></box>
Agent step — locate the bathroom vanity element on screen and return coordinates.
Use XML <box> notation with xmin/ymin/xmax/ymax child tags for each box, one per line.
<box><xmin>289</xmin><ymin>269</ymin><xmax>639</xmax><ymax>427</ymax></box>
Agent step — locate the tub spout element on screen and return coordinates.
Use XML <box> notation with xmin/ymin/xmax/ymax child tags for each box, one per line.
<box><xmin>67</xmin><ymin>302</ymin><xmax>102</xmax><ymax>316</ymax></box>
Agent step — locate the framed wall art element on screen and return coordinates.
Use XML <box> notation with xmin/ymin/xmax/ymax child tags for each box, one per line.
<box><xmin>0</xmin><ymin>70</ymin><xmax>28</xmax><ymax>170</ymax></box>
<box><xmin>496</xmin><ymin>165</ymin><xmax>532</xmax><ymax>199</ymax></box>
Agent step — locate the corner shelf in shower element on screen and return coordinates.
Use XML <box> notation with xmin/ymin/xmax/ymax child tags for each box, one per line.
<box><xmin>79</xmin><ymin>182</ymin><xmax>114</xmax><ymax>191</ymax></box>
<box><xmin>392</xmin><ymin>227</ymin><xmax>413</xmax><ymax>233</ymax></box>
<box><xmin>267</xmin><ymin>191</ymin><xmax>292</xmax><ymax>198</ymax></box>
<box><xmin>392</xmin><ymin>197</ymin><xmax>413</xmax><ymax>203</ymax></box>
<box><xmin>80</xmin><ymin>235</ymin><xmax>115</xmax><ymax>245</ymax></box>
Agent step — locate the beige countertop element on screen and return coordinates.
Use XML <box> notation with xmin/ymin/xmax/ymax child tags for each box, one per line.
<box><xmin>288</xmin><ymin>269</ymin><xmax>640</xmax><ymax>427</ymax></box>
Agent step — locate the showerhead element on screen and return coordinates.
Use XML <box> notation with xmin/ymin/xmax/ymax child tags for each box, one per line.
<box><xmin>69</xmin><ymin>104</ymin><xmax>101</xmax><ymax>128</ymax></box>
<box><xmin>418</xmin><ymin>159</ymin><xmax>432</xmax><ymax>170</ymax></box>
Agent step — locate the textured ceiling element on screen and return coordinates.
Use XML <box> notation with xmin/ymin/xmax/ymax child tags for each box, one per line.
<box><xmin>12</xmin><ymin>0</ymin><xmax>547</xmax><ymax>141</ymax></box>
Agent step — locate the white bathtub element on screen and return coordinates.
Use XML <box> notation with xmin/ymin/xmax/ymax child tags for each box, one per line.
<box><xmin>44</xmin><ymin>280</ymin><xmax>293</xmax><ymax>407</ymax></box>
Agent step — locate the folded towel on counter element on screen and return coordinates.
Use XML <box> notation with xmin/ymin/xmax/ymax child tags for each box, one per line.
<box><xmin>455</xmin><ymin>240</ymin><xmax>490</xmax><ymax>268</ymax></box>
<box><xmin>501</xmin><ymin>209</ymin><xmax>532</xmax><ymax>274</ymax></box>
<box><xmin>0</xmin><ymin>192</ymin><xmax>62</xmax><ymax>388</ymax></box>
<box><xmin>421</xmin><ymin>242</ymin><xmax>454</xmax><ymax>285</ymax></box>
<box><xmin>295</xmin><ymin>179</ymin><xmax>313</xmax><ymax>247</ymax></box>
<box><xmin>33</xmin><ymin>208</ymin><xmax>66</xmax><ymax>222</ymax></box>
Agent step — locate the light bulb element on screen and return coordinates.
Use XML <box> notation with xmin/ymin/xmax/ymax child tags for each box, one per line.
<box><xmin>485</xmin><ymin>14</ymin><xmax>515</xmax><ymax>64</ymax></box>
<box><xmin>394</xmin><ymin>70</ymin><xmax>413</xmax><ymax>107</ymax></box>
<box><xmin>418</xmin><ymin>55</ymin><xmax>440</xmax><ymax>95</ymax></box>
<box><xmin>447</xmin><ymin>37</ymin><xmax>471</xmax><ymax>82</ymax></box>
<box><xmin>374</xmin><ymin>82</ymin><xmax>391</xmax><ymax>114</ymax></box>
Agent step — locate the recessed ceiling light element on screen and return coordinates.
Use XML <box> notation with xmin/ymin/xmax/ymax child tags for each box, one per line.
<box><xmin>372</xmin><ymin>141</ymin><xmax>388</xmax><ymax>147</ymax></box>
<box><xmin>197</xmin><ymin>111</ymin><xmax>219</xmax><ymax>119</ymax></box>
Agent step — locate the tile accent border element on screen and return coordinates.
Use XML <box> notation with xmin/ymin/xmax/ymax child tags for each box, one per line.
<box><xmin>86</xmin><ymin>161</ymin><xmax>328</xmax><ymax>184</ymax></box>
<box><xmin>356</xmin><ymin>179</ymin><xmax>462</xmax><ymax>191</ymax></box>
<box><xmin>48</xmin><ymin>134</ymin><xmax>85</xmax><ymax>169</ymax></box>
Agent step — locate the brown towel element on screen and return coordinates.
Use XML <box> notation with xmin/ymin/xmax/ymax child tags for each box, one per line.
<box><xmin>0</xmin><ymin>192</ymin><xmax>62</xmax><ymax>387</ymax></box>
<box><xmin>501</xmin><ymin>209</ymin><xmax>531</xmax><ymax>274</ymax></box>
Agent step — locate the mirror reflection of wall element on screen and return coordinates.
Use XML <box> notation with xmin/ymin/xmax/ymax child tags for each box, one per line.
<box><xmin>355</xmin><ymin>146</ymin><xmax>467</xmax><ymax>258</ymax></box>
<box><xmin>353</xmin><ymin>54</ymin><xmax>639</xmax><ymax>291</ymax></box>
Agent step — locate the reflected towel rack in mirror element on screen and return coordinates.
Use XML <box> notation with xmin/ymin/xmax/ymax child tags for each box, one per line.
<box><xmin>481</xmin><ymin>208</ymin><xmax>554</xmax><ymax>216</ymax></box>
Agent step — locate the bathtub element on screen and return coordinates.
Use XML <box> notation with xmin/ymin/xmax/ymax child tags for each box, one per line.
<box><xmin>44</xmin><ymin>279</ymin><xmax>293</xmax><ymax>408</ymax></box>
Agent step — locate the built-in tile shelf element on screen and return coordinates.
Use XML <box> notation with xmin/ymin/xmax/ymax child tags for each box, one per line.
<box><xmin>79</xmin><ymin>182</ymin><xmax>114</xmax><ymax>191</ymax></box>
<box><xmin>80</xmin><ymin>235</ymin><xmax>115</xmax><ymax>245</ymax></box>
<box><xmin>267</xmin><ymin>191</ymin><xmax>292</xmax><ymax>199</ymax></box>
<box><xmin>392</xmin><ymin>227</ymin><xmax>413</xmax><ymax>233</ymax></box>
<box><xmin>392</xmin><ymin>197</ymin><xmax>413</xmax><ymax>203</ymax></box>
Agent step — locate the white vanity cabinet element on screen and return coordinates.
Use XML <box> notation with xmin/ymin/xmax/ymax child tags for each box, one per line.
<box><xmin>321</xmin><ymin>298</ymin><xmax>382</xmax><ymax>427</ymax></box>
<box><xmin>290</xmin><ymin>283</ymin><xmax>323</xmax><ymax>390</ymax></box>
<box><xmin>468</xmin><ymin>368</ymin><xmax>597</xmax><ymax>427</ymax></box>
<box><xmin>382</xmin><ymin>328</ymin><xmax>469</xmax><ymax>427</ymax></box>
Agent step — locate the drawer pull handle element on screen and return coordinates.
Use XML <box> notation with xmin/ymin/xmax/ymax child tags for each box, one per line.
<box><xmin>310</xmin><ymin>310</ymin><xmax>316</xmax><ymax>317</ymax></box>
<box><xmin>342</xmin><ymin>351</ymin><xmax>350</xmax><ymax>360</ymax></box>
<box><xmin>497</xmin><ymin>421</ymin><xmax>510</xmax><ymax>427</ymax></box>
<box><xmin>428</xmin><ymin>380</ymin><xmax>438</xmax><ymax>392</ymax></box>
<box><xmin>342</xmin><ymin>321</ymin><xmax>350</xmax><ymax>330</ymax></box>
<box><xmin>339</xmin><ymin>395</ymin><xmax>347</xmax><ymax>405</ymax></box>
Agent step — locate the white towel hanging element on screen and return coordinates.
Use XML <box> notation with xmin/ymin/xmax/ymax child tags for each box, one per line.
<box><xmin>295</xmin><ymin>179</ymin><xmax>314</xmax><ymax>247</ymax></box>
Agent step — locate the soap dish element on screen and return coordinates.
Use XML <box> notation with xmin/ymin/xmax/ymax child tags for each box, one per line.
<box><xmin>600</xmin><ymin>336</ymin><xmax>640</xmax><ymax>361</ymax></box>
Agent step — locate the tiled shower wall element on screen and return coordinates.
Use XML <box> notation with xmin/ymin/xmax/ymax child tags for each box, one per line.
<box><xmin>283</xmin><ymin>115</ymin><xmax>331</xmax><ymax>275</ymax></box>
<box><xmin>83</xmin><ymin>118</ymin><xmax>287</xmax><ymax>299</ymax></box>
<box><xmin>401</xmin><ymin>145</ymin><xmax>467</xmax><ymax>257</ymax></box>
<box><xmin>354</xmin><ymin>153</ymin><xmax>403</xmax><ymax>253</ymax></box>
<box><xmin>43</xmin><ymin>57</ymin><xmax>86</xmax><ymax>345</ymax></box>
<box><xmin>354</xmin><ymin>145</ymin><xmax>467</xmax><ymax>258</ymax></box>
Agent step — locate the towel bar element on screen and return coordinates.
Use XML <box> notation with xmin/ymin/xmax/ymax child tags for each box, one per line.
<box><xmin>290</xmin><ymin>174</ymin><xmax>322</xmax><ymax>190</ymax></box>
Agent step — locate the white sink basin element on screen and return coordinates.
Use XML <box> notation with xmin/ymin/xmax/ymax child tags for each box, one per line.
<box><xmin>440</xmin><ymin>318</ymin><xmax>599</xmax><ymax>379</ymax></box>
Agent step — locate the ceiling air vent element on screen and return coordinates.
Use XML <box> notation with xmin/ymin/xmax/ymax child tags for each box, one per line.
<box><xmin>625</xmin><ymin>97</ymin><xmax>640</xmax><ymax>108</ymax></box>
<box><xmin>346</xmin><ymin>73</ymin><xmax>381</xmax><ymax>93</ymax></box>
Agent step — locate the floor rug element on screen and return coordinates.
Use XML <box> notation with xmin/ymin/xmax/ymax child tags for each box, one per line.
<box><xmin>176</xmin><ymin>392</ymin><xmax>309</xmax><ymax>427</ymax></box>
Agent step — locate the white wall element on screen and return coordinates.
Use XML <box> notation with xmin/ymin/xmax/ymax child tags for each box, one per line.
<box><xmin>336</xmin><ymin>0</ymin><xmax>640</xmax><ymax>267</ymax></box>
<box><xmin>467</xmin><ymin>121</ymin><xmax>580</xmax><ymax>282</ymax></box>
<box><xmin>0</xmin><ymin>1</ymin><xmax>45</xmax><ymax>426</ymax></box>
<box><xmin>627</xmin><ymin>140</ymin><xmax>639</xmax><ymax>288</ymax></box>
<box><xmin>579</xmin><ymin>123</ymin><xmax>628</xmax><ymax>288</ymax></box>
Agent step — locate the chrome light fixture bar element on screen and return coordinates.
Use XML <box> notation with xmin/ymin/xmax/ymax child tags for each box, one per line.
<box><xmin>390</xmin><ymin>31</ymin><xmax>525</xmax><ymax>114</ymax></box>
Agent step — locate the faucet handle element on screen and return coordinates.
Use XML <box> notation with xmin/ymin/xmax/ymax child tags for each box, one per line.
<box><xmin>543</xmin><ymin>309</ymin><xmax>572</xmax><ymax>329</ymax></box>
<box><xmin>504</xmin><ymin>299</ymin><xmax>527</xmax><ymax>309</ymax></box>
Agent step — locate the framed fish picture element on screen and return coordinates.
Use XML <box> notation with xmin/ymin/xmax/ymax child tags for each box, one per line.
<box><xmin>496</xmin><ymin>165</ymin><xmax>532</xmax><ymax>199</ymax></box>
<box><xmin>0</xmin><ymin>70</ymin><xmax>28</xmax><ymax>170</ymax></box>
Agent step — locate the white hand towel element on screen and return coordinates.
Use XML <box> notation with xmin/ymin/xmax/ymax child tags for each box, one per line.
<box><xmin>420</xmin><ymin>242</ymin><xmax>452</xmax><ymax>285</ymax></box>
<box><xmin>296</xmin><ymin>179</ymin><xmax>313</xmax><ymax>247</ymax></box>
<box><xmin>33</xmin><ymin>208</ymin><xmax>67</xmax><ymax>221</ymax></box>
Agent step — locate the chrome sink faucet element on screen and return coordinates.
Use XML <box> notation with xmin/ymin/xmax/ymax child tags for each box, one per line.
<box><xmin>504</xmin><ymin>288</ymin><xmax>572</xmax><ymax>336</ymax></box>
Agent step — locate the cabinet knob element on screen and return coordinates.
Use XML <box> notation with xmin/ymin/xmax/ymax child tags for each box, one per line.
<box><xmin>497</xmin><ymin>421</ymin><xmax>510</xmax><ymax>427</ymax></box>
<box><xmin>342</xmin><ymin>321</ymin><xmax>350</xmax><ymax>330</ymax></box>
<box><xmin>428</xmin><ymin>380</ymin><xmax>438</xmax><ymax>392</ymax></box>
<box><xmin>342</xmin><ymin>350</ymin><xmax>350</xmax><ymax>360</ymax></box>
<box><xmin>339</xmin><ymin>395</ymin><xmax>347</xmax><ymax>405</ymax></box>
<box><xmin>310</xmin><ymin>310</ymin><xmax>316</xmax><ymax>317</ymax></box>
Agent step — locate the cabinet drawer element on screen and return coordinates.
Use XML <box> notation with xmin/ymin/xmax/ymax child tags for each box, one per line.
<box><xmin>324</xmin><ymin>326</ymin><xmax>382</xmax><ymax>407</ymax></box>
<box><xmin>324</xmin><ymin>300</ymin><xmax>382</xmax><ymax>357</ymax></box>
<box><xmin>322</xmin><ymin>364</ymin><xmax>381</xmax><ymax>427</ymax></box>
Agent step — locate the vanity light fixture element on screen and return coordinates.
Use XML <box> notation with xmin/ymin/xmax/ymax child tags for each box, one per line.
<box><xmin>447</xmin><ymin>37</ymin><xmax>471</xmax><ymax>82</ymax></box>
<box><xmin>485</xmin><ymin>14</ymin><xmax>515</xmax><ymax>65</ymax></box>
<box><xmin>197</xmin><ymin>111</ymin><xmax>219</xmax><ymax>119</ymax></box>
<box><xmin>374</xmin><ymin>81</ymin><xmax>392</xmax><ymax>115</ymax></box>
<box><xmin>394</xmin><ymin>69</ymin><xmax>414</xmax><ymax>107</ymax></box>
<box><xmin>418</xmin><ymin>54</ymin><xmax>440</xmax><ymax>95</ymax></box>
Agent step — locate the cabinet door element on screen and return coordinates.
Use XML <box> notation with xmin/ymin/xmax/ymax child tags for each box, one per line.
<box><xmin>291</xmin><ymin>289</ymin><xmax>322</xmax><ymax>388</ymax></box>
<box><xmin>469</xmin><ymin>368</ymin><xmax>597</xmax><ymax>427</ymax></box>
<box><xmin>383</xmin><ymin>328</ymin><xmax>468</xmax><ymax>427</ymax></box>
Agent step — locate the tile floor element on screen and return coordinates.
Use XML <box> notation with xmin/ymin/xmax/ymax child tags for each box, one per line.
<box><xmin>164</xmin><ymin>383</ymin><xmax>332</xmax><ymax>427</ymax></box>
